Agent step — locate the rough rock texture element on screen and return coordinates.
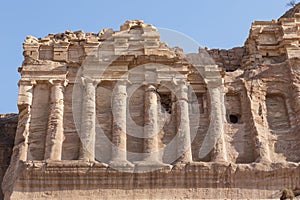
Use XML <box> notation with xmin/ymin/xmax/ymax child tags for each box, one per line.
<box><xmin>7</xmin><ymin>161</ymin><xmax>300</xmax><ymax>199</ymax></box>
<box><xmin>0</xmin><ymin>114</ymin><xmax>18</xmax><ymax>200</ymax></box>
<box><xmin>280</xmin><ymin>3</ymin><xmax>300</xmax><ymax>19</ymax></box>
<box><xmin>207</xmin><ymin>47</ymin><xmax>246</xmax><ymax>72</ymax></box>
<box><xmin>2</xmin><ymin>8</ymin><xmax>300</xmax><ymax>199</ymax></box>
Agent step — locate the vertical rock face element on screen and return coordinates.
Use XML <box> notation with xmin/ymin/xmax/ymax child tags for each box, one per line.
<box><xmin>2</xmin><ymin>7</ymin><xmax>300</xmax><ymax>198</ymax></box>
<box><xmin>0</xmin><ymin>114</ymin><xmax>18</xmax><ymax>199</ymax></box>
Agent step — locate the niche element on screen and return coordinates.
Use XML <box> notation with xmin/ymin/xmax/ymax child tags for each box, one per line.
<box><xmin>225</xmin><ymin>93</ymin><xmax>242</xmax><ymax>124</ymax></box>
<box><xmin>159</xmin><ymin>93</ymin><xmax>172</xmax><ymax>114</ymax></box>
<box><xmin>190</xmin><ymin>93</ymin><xmax>205</xmax><ymax>114</ymax></box>
<box><xmin>266</xmin><ymin>94</ymin><xmax>290</xmax><ymax>130</ymax></box>
<box><xmin>68</xmin><ymin>45</ymin><xmax>84</xmax><ymax>62</ymax></box>
<box><xmin>39</xmin><ymin>45</ymin><xmax>53</xmax><ymax>60</ymax></box>
<box><xmin>95</xmin><ymin>81</ymin><xmax>114</xmax><ymax>163</ymax></box>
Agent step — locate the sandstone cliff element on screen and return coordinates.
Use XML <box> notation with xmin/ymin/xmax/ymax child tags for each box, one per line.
<box><xmin>1</xmin><ymin>6</ymin><xmax>300</xmax><ymax>200</ymax></box>
<box><xmin>0</xmin><ymin>114</ymin><xmax>17</xmax><ymax>199</ymax></box>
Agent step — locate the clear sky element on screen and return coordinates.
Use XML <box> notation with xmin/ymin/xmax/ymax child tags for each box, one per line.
<box><xmin>0</xmin><ymin>0</ymin><xmax>292</xmax><ymax>113</ymax></box>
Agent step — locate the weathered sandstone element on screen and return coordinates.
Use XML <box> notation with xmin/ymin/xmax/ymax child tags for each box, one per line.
<box><xmin>1</xmin><ymin>6</ymin><xmax>300</xmax><ymax>199</ymax></box>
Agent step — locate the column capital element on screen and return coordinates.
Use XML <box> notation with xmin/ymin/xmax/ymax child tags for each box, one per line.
<box><xmin>18</xmin><ymin>80</ymin><xmax>36</xmax><ymax>107</ymax></box>
<box><xmin>48</xmin><ymin>79</ymin><xmax>68</xmax><ymax>87</ymax></box>
<box><xmin>144</xmin><ymin>84</ymin><xmax>157</xmax><ymax>93</ymax></box>
<box><xmin>171</xmin><ymin>77</ymin><xmax>190</xmax><ymax>87</ymax></box>
<box><xmin>115</xmin><ymin>79</ymin><xmax>131</xmax><ymax>86</ymax></box>
<box><xmin>18</xmin><ymin>80</ymin><xmax>37</xmax><ymax>87</ymax></box>
<box><xmin>80</xmin><ymin>77</ymin><xmax>100</xmax><ymax>87</ymax></box>
<box><xmin>205</xmin><ymin>78</ymin><xmax>224</xmax><ymax>88</ymax></box>
<box><xmin>174</xmin><ymin>79</ymin><xmax>189</xmax><ymax>102</ymax></box>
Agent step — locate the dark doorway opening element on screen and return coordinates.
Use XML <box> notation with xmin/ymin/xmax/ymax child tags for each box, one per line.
<box><xmin>229</xmin><ymin>114</ymin><xmax>239</xmax><ymax>124</ymax></box>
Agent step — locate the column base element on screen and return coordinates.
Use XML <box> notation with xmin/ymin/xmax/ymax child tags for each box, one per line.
<box><xmin>79</xmin><ymin>157</ymin><xmax>95</xmax><ymax>162</ymax></box>
<box><xmin>172</xmin><ymin>162</ymin><xmax>190</xmax><ymax>170</ymax></box>
<box><xmin>212</xmin><ymin>158</ymin><xmax>229</xmax><ymax>165</ymax></box>
<box><xmin>256</xmin><ymin>157</ymin><xmax>272</xmax><ymax>164</ymax></box>
<box><xmin>78</xmin><ymin>147</ymin><xmax>95</xmax><ymax>162</ymax></box>
<box><xmin>109</xmin><ymin>159</ymin><xmax>134</xmax><ymax>173</ymax></box>
<box><xmin>109</xmin><ymin>159</ymin><xmax>134</xmax><ymax>168</ymax></box>
<box><xmin>174</xmin><ymin>153</ymin><xmax>193</xmax><ymax>164</ymax></box>
<box><xmin>173</xmin><ymin>160</ymin><xmax>192</xmax><ymax>166</ymax></box>
<box><xmin>134</xmin><ymin>159</ymin><xmax>172</xmax><ymax>173</ymax></box>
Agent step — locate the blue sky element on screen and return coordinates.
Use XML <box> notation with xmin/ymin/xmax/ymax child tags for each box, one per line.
<box><xmin>0</xmin><ymin>0</ymin><xmax>291</xmax><ymax>113</ymax></box>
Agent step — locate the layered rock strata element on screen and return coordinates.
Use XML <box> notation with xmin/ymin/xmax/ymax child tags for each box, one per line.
<box><xmin>2</xmin><ymin>6</ymin><xmax>300</xmax><ymax>199</ymax></box>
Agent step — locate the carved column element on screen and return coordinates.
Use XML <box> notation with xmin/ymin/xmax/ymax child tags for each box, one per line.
<box><xmin>109</xmin><ymin>80</ymin><xmax>133</xmax><ymax>167</ymax></box>
<box><xmin>209</xmin><ymin>80</ymin><xmax>227</xmax><ymax>162</ymax></box>
<box><xmin>142</xmin><ymin>84</ymin><xmax>161</xmax><ymax>163</ymax></box>
<box><xmin>175</xmin><ymin>80</ymin><xmax>192</xmax><ymax>163</ymax></box>
<box><xmin>16</xmin><ymin>80</ymin><xmax>36</xmax><ymax>161</ymax></box>
<box><xmin>199</xmin><ymin>79</ymin><xmax>228</xmax><ymax>163</ymax></box>
<box><xmin>78</xmin><ymin>77</ymin><xmax>98</xmax><ymax>162</ymax></box>
<box><xmin>44</xmin><ymin>80</ymin><xmax>67</xmax><ymax>160</ymax></box>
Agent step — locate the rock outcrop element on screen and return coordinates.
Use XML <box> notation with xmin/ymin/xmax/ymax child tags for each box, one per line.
<box><xmin>280</xmin><ymin>3</ymin><xmax>300</xmax><ymax>19</ymax></box>
<box><xmin>0</xmin><ymin>114</ymin><xmax>18</xmax><ymax>199</ymax></box>
<box><xmin>1</xmin><ymin>8</ymin><xmax>300</xmax><ymax>199</ymax></box>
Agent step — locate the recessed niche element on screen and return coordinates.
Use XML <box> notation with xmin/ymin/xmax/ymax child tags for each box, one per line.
<box><xmin>68</xmin><ymin>45</ymin><xmax>84</xmax><ymax>62</ymax></box>
<box><xmin>159</xmin><ymin>93</ymin><xmax>172</xmax><ymax>114</ymax></box>
<box><xmin>266</xmin><ymin>94</ymin><xmax>290</xmax><ymax>130</ymax></box>
<box><xmin>39</xmin><ymin>45</ymin><xmax>53</xmax><ymax>60</ymax></box>
<box><xmin>225</xmin><ymin>93</ymin><xmax>242</xmax><ymax>124</ymax></box>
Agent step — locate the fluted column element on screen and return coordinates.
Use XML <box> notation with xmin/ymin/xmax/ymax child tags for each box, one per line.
<box><xmin>175</xmin><ymin>80</ymin><xmax>192</xmax><ymax>163</ymax></box>
<box><xmin>78</xmin><ymin>77</ymin><xmax>98</xmax><ymax>162</ymax></box>
<box><xmin>44</xmin><ymin>80</ymin><xmax>67</xmax><ymax>160</ymax></box>
<box><xmin>109</xmin><ymin>80</ymin><xmax>133</xmax><ymax>167</ymax></box>
<box><xmin>142</xmin><ymin>84</ymin><xmax>161</xmax><ymax>163</ymax></box>
<box><xmin>16</xmin><ymin>80</ymin><xmax>36</xmax><ymax>161</ymax></box>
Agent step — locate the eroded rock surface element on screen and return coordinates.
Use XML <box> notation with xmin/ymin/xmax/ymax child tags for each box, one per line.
<box><xmin>2</xmin><ymin>9</ymin><xmax>300</xmax><ymax>199</ymax></box>
<box><xmin>0</xmin><ymin>114</ymin><xmax>18</xmax><ymax>200</ymax></box>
